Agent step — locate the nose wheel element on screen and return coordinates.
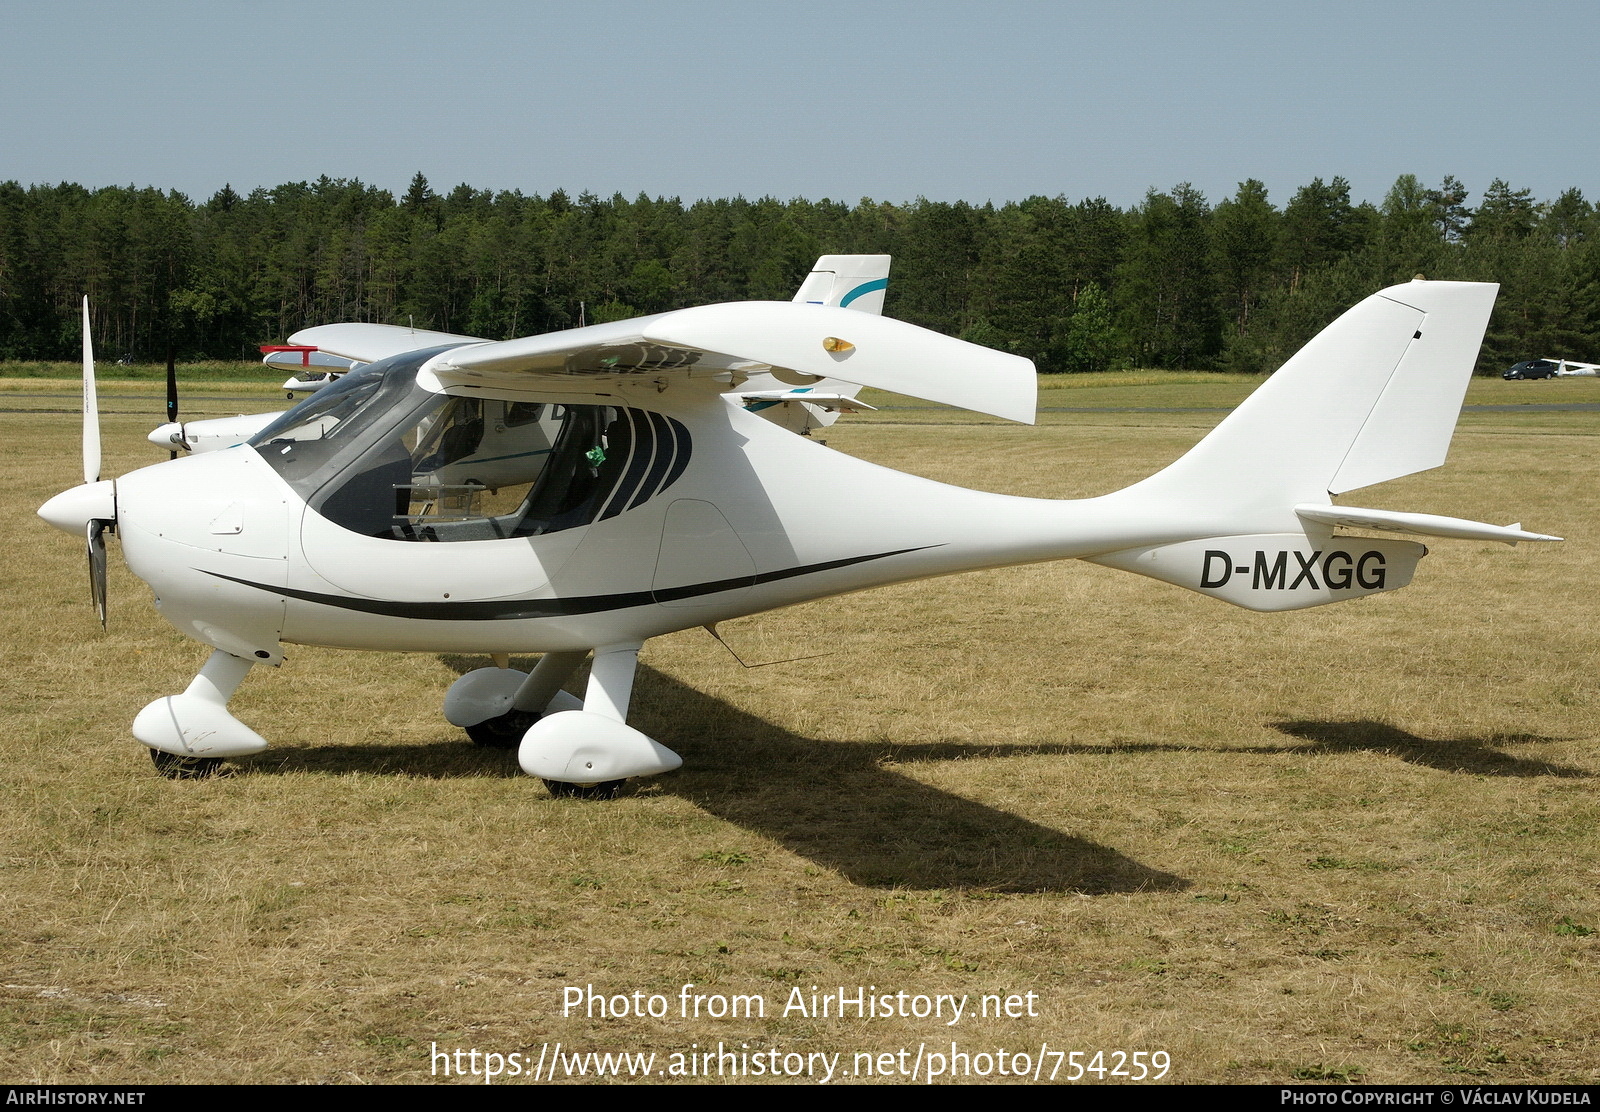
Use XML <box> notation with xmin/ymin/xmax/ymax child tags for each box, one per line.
<box><xmin>149</xmin><ymin>748</ymin><xmax>224</xmax><ymax>779</ymax></box>
<box><xmin>543</xmin><ymin>778</ymin><xmax>624</xmax><ymax>800</ymax></box>
<box><xmin>465</xmin><ymin>708</ymin><xmax>541</xmax><ymax>749</ymax></box>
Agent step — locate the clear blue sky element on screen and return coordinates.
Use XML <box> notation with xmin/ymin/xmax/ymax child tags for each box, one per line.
<box><xmin>2</xmin><ymin>0</ymin><xmax>1592</xmax><ymax>211</ymax></box>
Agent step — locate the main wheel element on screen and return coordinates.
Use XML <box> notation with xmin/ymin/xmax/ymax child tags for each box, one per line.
<box><xmin>149</xmin><ymin>748</ymin><xmax>224</xmax><ymax>780</ymax></box>
<box><xmin>543</xmin><ymin>779</ymin><xmax>624</xmax><ymax>801</ymax></box>
<box><xmin>465</xmin><ymin>708</ymin><xmax>541</xmax><ymax>749</ymax></box>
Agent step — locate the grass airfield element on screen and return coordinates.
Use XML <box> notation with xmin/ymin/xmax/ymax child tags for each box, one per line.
<box><xmin>2</xmin><ymin>371</ymin><xmax>1598</xmax><ymax>1085</ymax></box>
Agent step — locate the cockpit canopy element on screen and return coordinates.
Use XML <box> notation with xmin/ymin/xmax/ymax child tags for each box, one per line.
<box><xmin>250</xmin><ymin>347</ymin><xmax>690</xmax><ymax>541</ymax></box>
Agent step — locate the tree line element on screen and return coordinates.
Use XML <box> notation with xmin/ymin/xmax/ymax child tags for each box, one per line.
<box><xmin>1</xmin><ymin>172</ymin><xmax>1595</xmax><ymax>374</ymax></box>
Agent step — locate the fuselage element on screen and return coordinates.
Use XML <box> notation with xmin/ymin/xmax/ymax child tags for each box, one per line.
<box><xmin>110</xmin><ymin>352</ymin><xmax>1248</xmax><ymax>662</ymax></box>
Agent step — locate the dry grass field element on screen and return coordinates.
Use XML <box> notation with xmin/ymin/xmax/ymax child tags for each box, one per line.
<box><xmin>2</xmin><ymin>374</ymin><xmax>1597</xmax><ymax>1085</ymax></box>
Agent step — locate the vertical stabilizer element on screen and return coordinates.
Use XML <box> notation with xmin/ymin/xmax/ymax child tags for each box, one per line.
<box><xmin>1112</xmin><ymin>280</ymin><xmax>1497</xmax><ymax>530</ymax></box>
<box><xmin>1086</xmin><ymin>280</ymin><xmax>1509</xmax><ymax>611</ymax></box>
<box><xmin>791</xmin><ymin>255</ymin><xmax>892</xmax><ymax>315</ymax></box>
<box><xmin>1328</xmin><ymin>282</ymin><xmax>1497</xmax><ymax>493</ymax></box>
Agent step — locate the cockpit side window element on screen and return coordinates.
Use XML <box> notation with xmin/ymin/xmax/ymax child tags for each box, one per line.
<box><xmin>305</xmin><ymin>397</ymin><xmax>692</xmax><ymax>542</ymax></box>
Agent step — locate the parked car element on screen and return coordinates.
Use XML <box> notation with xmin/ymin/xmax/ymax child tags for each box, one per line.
<box><xmin>1504</xmin><ymin>359</ymin><xmax>1560</xmax><ymax>380</ymax></box>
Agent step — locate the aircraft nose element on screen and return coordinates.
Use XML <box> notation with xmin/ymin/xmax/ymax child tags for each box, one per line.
<box><xmin>38</xmin><ymin>479</ymin><xmax>116</xmax><ymax>534</ymax></box>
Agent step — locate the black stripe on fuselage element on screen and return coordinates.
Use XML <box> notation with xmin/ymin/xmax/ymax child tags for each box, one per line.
<box><xmin>204</xmin><ymin>545</ymin><xmax>937</xmax><ymax>622</ymax></box>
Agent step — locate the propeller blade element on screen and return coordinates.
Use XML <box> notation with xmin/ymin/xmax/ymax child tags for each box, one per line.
<box><xmin>87</xmin><ymin>520</ymin><xmax>107</xmax><ymax>630</ymax></box>
<box><xmin>165</xmin><ymin>341</ymin><xmax>178</xmax><ymax>460</ymax></box>
<box><xmin>82</xmin><ymin>296</ymin><xmax>101</xmax><ymax>485</ymax></box>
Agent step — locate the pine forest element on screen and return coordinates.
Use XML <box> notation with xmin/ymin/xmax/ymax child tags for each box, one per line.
<box><xmin>1</xmin><ymin>172</ymin><xmax>1592</xmax><ymax>376</ymax></box>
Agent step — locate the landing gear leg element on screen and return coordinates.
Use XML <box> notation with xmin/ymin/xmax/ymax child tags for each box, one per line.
<box><xmin>537</xmin><ymin>644</ymin><xmax>638</xmax><ymax>798</ymax></box>
<box><xmin>514</xmin><ymin>650</ymin><xmax>588</xmax><ymax>714</ymax></box>
<box><xmin>583</xmin><ymin>642</ymin><xmax>641</xmax><ymax>722</ymax></box>
<box><xmin>458</xmin><ymin>651</ymin><xmax>587</xmax><ymax>748</ymax></box>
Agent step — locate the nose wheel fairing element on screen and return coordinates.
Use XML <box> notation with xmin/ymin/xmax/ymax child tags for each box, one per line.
<box><xmin>132</xmin><ymin>650</ymin><xmax>268</xmax><ymax>759</ymax></box>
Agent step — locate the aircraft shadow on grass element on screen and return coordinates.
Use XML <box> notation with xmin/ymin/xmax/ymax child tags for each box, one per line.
<box><xmin>1273</xmin><ymin>720</ymin><xmax>1592</xmax><ymax>779</ymax></box>
<box><xmin>246</xmin><ymin>671</ymin><xmax>1588</xmax><ymax>891</ymax></box>
<box><xmin>250</xmin><ymin>661</ymin><xmax>1188</xmax><ymax>895</ymax></box>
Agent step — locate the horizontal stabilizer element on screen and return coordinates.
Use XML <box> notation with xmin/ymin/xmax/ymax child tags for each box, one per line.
<box><xmin>1294</xmin><ymin>504</ymin><xmax>1562</xmax><ymax>545</ymax></box>
<box><xmin>287</xmin><ymin>322</ymin><xmax>487</xmax><ymax>364</ymax></box>
<box><xmin>1087</xmin><ymin>533</ymin><xmax>1425</xmax><ymax>612</ymax></box>
<box><xmin>739</xmin><ymin>390</ymin><xmax>878</xmax><ymax>411</ymax></box>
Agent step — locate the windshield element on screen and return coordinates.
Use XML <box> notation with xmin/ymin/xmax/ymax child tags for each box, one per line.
<box><xmin>250</xmin><ymin>348</ymin><xmax>446</xmax><ymax>493</ymax></box>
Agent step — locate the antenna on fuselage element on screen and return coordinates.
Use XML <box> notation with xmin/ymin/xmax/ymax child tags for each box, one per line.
<box><xmin>701</xmin><ymin>624</ymin><xmax>834</xmax><ymax>669</ymax></box>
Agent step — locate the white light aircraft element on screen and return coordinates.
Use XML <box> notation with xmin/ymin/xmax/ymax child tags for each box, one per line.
<box><xmin>38</xmin><ymin>260</ymin><xmax>1559</xmax><ymax>796</ymax></box>
<box><xmin>1553</xmin><ymin>358</ymin><xmax>1600</xmax><ymax>377</ymax></box>
<box><xmin>266</xmin><ymin>346</ymin><xmax>362</xmax><ymax>398</ymax></box>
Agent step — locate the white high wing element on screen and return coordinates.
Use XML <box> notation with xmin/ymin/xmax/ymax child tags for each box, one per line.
<box><xmin>269</xmin><ymin>349</ymin><xmax>362</xmax><ymax>398</ymax></box>
<box><xmin>146</xmin><ymin>256</ymin><xmax>887</xmax><ymax>454</ymax></box>
<box><xmin>38</xmin><ymin>261</ymin><xmax>1559</xmax><ymax>795</ymax></box>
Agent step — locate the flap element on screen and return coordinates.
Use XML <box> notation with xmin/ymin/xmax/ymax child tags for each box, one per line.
<box><xmin>739</xmin><ymin>391</ymin><xmax>878</xmax><ymax>411</ymax></box>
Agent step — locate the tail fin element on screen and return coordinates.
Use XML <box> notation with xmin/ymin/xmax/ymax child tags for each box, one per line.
<box><xmin>749</xmin><ymin>255</ymin><xmax>895</xmax><ymax>434</ymax></box>
<box><xmin>1116</xmin><ymin>280</ymin><xmax>1497</xmax><ymax>525</ymax></box>
<box><xmin>1085</xmin><ymin>280</ymin><xmax>1558</xmax><ymax>612</ymax></box>
<box><xmin>791</xmin><ymin>255</ymin><xmax>892</xmax><ymax>315</ymax></box>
